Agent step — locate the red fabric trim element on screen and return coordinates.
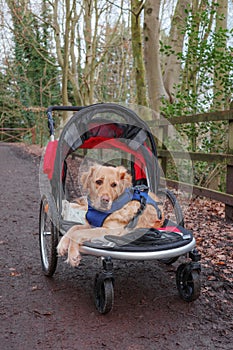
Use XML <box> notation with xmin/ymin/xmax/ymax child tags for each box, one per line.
<box><xmin>158</xmin><ymin>226</ymin><xmax>182</xmax><ymax>233</ymax></box>
<box><xmin>43</xmin><ymin>140</ymin><xmax>58</xmax><ymax>180</ymax></box>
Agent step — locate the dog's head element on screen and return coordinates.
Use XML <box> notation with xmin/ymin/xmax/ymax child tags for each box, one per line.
<box><xmin>81</xmin><ymin>164</ymin><xmax>132</xmax><ymax>211</ymax></box>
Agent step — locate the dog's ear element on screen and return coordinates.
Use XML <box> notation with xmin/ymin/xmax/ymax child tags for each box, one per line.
<box><xmin>81</xmin><ymin>165</ymin><xmax>97</xmax><ymax>189</ymax></box>
<box><xmin>117</xmin><ymin>166</ymin><xmax>132</xmax><ymax>188</ymax></box>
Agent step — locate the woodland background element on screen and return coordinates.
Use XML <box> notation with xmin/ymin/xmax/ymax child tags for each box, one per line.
<box><xmin>0</xmin><ymin>0</ymin><xmax>233</xmax><ymax>189</ymax></box>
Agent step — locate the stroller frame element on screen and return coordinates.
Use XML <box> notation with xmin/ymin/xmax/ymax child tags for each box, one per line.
<box><xmin>39</xmin><ymin>103</ymin><xmax>201</xmax><ymax>314</ymax></box>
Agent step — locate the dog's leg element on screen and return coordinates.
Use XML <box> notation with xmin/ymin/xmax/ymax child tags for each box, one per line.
<box><xmin>66</xmin><ymin>239</ymin><xmax>82</xmax><ymax>267</ymax></box>
<box><xmin>57</xmin><ymin>224</ymin><xmax>89</xmax><ymax>257</ymax></box>
<box><xmin>57</xmin><ymin>235</ymin><xmax>70</xmax><ymax>256</ymax></box>
<box><xmin>64</xmin><ymin>226</ymin><xmax>126</xmax><ymax>267</ymax></box>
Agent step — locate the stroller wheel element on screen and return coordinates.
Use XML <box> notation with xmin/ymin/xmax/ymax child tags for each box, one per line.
<box><xmin>94</xmin><ymin>274</ymin><xmax>114</xmax><ymax>314</ymax></box>
<box><xmin>39</xmin><ymin>194</ymin><xmax>59</xmax><ymax>277</ymax></box>
<box><xmin>176</xmin><ymin>263</ymin><xmax>201</xmax><ymax>302</ymax></box>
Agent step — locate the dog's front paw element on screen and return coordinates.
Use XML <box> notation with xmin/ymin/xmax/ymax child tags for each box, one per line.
<box><xmin>66</xmin><ymin>254</ymin><xmax>81</xmax><ymax>267</ymax></box>
<box><xmin>57</xmin><ymin>235</ymin><xmax>70</xmax><ymax>256</ymax></box>
<box><xmin>67</xmin><ymin>241</ymin><xmax>82</xmax><ymax>267</ymax></box>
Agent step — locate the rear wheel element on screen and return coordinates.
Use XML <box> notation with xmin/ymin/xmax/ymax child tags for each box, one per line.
<box><xmin>39</xmin><ymin>195</ymin><xmax>59</xmax><ymax>277</ymax></box>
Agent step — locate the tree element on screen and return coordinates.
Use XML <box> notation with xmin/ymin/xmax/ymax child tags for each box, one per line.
<box><xmin>162</xmin><ymin>0</ymin><xmax>189</xmax><ymax>102</ymax></box>
<box><xmin>1</xmin><ymin>0</ymin><xmax>232</xmax><ymax>126</ymax></box>
<box><xmin>143</xmin><ymin>0</ymin><xmax>169</xmax><ymax>116</ymax></box>
<box><xmin>94</xmin><ymin>21</ymin><xmax>134</xmax><ymax>102</ymax></box>
<box><xmin>6</xmin><ymin>0</ymin><xmax>60</xmax><ymax>123</ymax></box>
<box><xmin>131</xmin><ymin>0</ymin><xmax>148</xmax><ymax>106</ymax></box>
<box><xmin>160</xmin><ymin>0</ymin><xmax>232</xmax><ymax>188</ymax></box>
<box><xmin>213</xmin><ymin>0</ymin><xmax>231</xmax><ymax>110</ymax></box>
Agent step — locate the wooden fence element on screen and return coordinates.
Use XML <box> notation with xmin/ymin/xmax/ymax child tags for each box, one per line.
<box><xmin>0</xmin><ymin>127</ymin><xmax>36</xmax><ymax>143</ymax></box>
<box><xmin>153</xmin><ymin>107</ymin><xmax>233</xmax><ymax>222</ymax></box>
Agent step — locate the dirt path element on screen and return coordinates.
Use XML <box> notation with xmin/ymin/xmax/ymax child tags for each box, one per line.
<box><xmin>0</xmin><ymin>143</ymin><xmax>232</xmax><ymax>350</ymax></box>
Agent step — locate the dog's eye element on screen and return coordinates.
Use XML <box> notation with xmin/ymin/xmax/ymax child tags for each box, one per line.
<box><xmin>111</xmin><ymin>182</ymin><xmax>117</xmax><ymax>188</ymax></box>
<box><xmin>96</xmin><ymin>179</ymin><xmax>103</xmax><ymax>185</ymax></box>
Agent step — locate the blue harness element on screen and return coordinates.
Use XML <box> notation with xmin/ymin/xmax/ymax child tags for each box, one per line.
<box><xmin>86</xmin><ymin>186</ymin><xmax>162</xmax><ymax>228</ymax></box>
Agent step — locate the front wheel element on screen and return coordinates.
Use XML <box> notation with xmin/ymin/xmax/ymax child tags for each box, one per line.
<box><xmin>94</xmin><ymin>275</ymin><xmax>114</xmax><ymax>314</ymax></box>
<box><xmin>176</xmin><ymin>263</ymin><xmax>201</xmax><ymax>302</ymax></box>
<box><xmin>39</xmin><ymin>195</ymin><xmax>59</xmax><ymax>277</ymax></box>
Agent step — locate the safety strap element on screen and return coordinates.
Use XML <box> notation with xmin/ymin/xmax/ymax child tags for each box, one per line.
<box><xmin>86</xmin><ymin>185</ymin><xmax>163</xmax><ymax>228</ymax></box>
<box><xmin>125</xmin><ymin>185</ymin><xmax>162</xmax><ymax>229</ymax></box>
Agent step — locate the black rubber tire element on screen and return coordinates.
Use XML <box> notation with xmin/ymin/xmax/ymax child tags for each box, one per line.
<box><xmin>176</xmin><ymin>263</ymin><xmax>201</xmax><ymax>302</ymax></box>
<box><xmin>94</xmin><ymin>276</ymin><xmax>114</xmax><ymax>314</ymax></box>
<box><xmin>39</xmin><ymin>195</ymin><xmax>59</xmax><ymax>277</ymax></box>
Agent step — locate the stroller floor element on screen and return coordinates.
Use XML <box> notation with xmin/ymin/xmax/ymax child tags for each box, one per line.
<box><xmin>84</xmin><ymin>225</ymin><xmax>193</xmax><ymax>252</ymax></box>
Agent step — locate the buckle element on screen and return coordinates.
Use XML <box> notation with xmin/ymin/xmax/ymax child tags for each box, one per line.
<box><xmin>133</xmin><ymin>185</ymin><xmax>149</xmax><ymax>193</ymax></box>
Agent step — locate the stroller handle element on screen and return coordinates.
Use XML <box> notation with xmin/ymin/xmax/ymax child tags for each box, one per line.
<box><xmin>46</xmin><ymin>105</ymin><xmax>85</xmax><ymax>139</ymax></box>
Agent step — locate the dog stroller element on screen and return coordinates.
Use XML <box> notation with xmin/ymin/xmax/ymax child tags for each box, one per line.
<box><xmin>39</xmin><ymin>103</ymin><xmax>201</xmax><ymax>314</ymax></box>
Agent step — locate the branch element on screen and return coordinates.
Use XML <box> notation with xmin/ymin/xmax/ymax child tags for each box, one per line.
<box><xmin>105</xmin><ymin>0</ymin><xmax>146</xmax><ymax>16</ymax></box>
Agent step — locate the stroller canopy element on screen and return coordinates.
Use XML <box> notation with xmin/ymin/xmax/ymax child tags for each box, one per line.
<box><xmin>51</xmin><ymin>103</ymin><xmax>160</xmax><ymax>193</ymax></box>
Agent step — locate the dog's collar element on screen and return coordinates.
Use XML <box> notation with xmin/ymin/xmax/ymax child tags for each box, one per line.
<box><xmin>86</xmin><ymin>186</ymin><xmax>162</xmax><ymax>228</ymax></box>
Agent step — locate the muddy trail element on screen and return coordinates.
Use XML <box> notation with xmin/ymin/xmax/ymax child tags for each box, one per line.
<box><xmin>0</xmin><ymin>143</ymin><xmax>232</xmax><ymax>350</ymax></box>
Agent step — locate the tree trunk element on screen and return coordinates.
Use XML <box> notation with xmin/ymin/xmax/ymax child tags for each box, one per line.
<box><xmin>131</xmin><ymin>0</ymin><xmax>148</xmax><ymax>106</ymax></box>
<box><xmin>143</xmin><ymin>0</ymin><xmax>168</xmax><ymax>116</ymax></box>
<box><xmin>69</xmin><ymin>1</ymin><xmax>82</xmax><ymax>106</ymax></box>
<box><xmin>213</xmin><ymin>0</ymin><xmax>228</xmax><ymax>110</ymax></box>
<box><xmin>82</xmin><ymin>0</ymin><xmax>93</xmax><ymax>105</ymax></box>
<box><xmin>163</xmin><ymin>0</ymin><xmax>189</xmax><ymax>102</ymax></box>
<box><xmin>62</xmin><ymin>0</ymin><xmax>71</xmax><ymax>107</ymax></box>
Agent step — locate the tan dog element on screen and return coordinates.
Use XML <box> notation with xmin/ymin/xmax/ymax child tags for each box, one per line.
<box><xmin>57</xmin><ymin>164</ymin><xmax>164</xmax><ymax>266</ymax></box>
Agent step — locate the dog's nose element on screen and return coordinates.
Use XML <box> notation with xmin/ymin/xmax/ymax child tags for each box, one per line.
<box><xmin>101</xmin><ymin>195</ymin><xmax>110</xmax><ymax>206</ymax></box>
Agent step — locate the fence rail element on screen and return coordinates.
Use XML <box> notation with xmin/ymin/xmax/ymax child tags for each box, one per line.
<box><xmin>158</xmin><ymin>150</ymin><xmax>233</xmax><ymax>164</ymax></box>
<box><xmin>148</xmin><ymin>109</ymin><xmax>233</xmax><ymax>126</ymax></box>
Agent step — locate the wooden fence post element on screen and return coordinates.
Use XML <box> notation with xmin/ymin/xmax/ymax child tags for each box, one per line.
<box><xmin>225</xmin><ymin>102</ymin><xmax>233</xmax><ymax>221</ymax></box>
<box><xmin>31</xmin><ymin>126</ymin><xmax>36</xmax><ymax>144</ymax></box>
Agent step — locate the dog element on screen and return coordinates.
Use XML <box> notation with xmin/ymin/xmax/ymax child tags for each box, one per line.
<box><xmin>57</xmin><ymin>164</ymin><xmax>164</xmax><ymax>266</ymax></box>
